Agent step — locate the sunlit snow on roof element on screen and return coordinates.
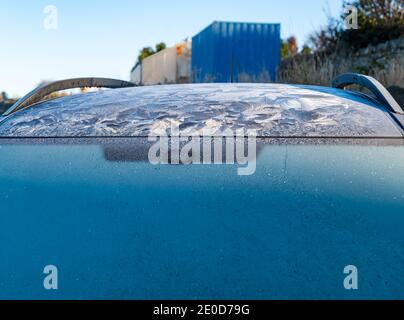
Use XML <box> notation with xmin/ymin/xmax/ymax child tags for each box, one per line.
<box><xmin>0</xmin><ymin>84</ymin><xmax>401</xmax><ymax>137</ymax></box>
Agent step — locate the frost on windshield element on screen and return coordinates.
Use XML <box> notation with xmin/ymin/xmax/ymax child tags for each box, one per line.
<box><xmin>0</xmin><ymin>84</ymin><xmax>401</xmax><ymax>137</ymax></box>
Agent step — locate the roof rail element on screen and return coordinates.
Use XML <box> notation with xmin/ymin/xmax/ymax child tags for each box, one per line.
<box><xmin>3</xmin><ymin>77</ymin><xmax>136</xmax><ymax>117</ymax></box>
<box><xmin>332</xmin><ymin>73</ymin><xmax>403</xmax><ymax>114</ymax></box>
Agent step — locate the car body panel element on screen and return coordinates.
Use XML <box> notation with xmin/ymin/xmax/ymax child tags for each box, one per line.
<box><xmin>0</xmin><ymin>84</ymin><xmax>402</xmax><ymax>138</ymax></box>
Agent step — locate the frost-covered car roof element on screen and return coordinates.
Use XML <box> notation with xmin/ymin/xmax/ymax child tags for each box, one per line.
<box><xmin>0</xmin><ymin>83</ymin><xmax>402</xmax><ymax>137</ymax></box>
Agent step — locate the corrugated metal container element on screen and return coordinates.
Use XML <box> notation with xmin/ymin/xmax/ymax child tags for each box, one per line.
<box><xmin>140</xmin><ymin>41</ymin><xmax>192</xmax><ymax>86</ymax></box>
<box><xmin>192</xmin><ymin>21</ymin><xmax>281</xmax><ymax>83</ymax></box>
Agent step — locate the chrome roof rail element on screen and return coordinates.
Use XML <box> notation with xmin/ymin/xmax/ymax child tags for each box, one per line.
<box><xmin>332</xmin><ymin>73</ymin><xmax>403</xmax><ymax>114</ymax></box>
<box><xmin>3</xmin><ymin>77</ymin><xmax>136</xmax><ymax>117</ymax></box>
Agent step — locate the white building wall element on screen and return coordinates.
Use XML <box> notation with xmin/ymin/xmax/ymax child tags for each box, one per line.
<box><xmin>132</xmin><ymin>40</ymin><xmax>192</xmax><ymax>86</ymax></box>
<box><xmin>142</xmin><ymin>47</ymin><xmax>177</xmax><ymax>85</ymax></box>
<box><xmin>130</xmin><ymin>63</ymin><xmax>142</xmax><ymax>85</ymax></box>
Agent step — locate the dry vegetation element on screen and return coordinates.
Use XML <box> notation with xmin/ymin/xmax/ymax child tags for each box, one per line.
<box><xmin>278</xmin><ymin>47</ymin><xmax>404</xmax><ymax>88</ymax></box>
<box><xmin>278</xmin><ymin>0</ymin><xmax>404</xmax><ymax>94</ymax></box>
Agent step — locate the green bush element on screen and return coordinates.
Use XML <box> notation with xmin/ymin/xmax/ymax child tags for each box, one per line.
<box><xmin>310</xmin><ymin>0</ymin><xmax>404</xmax><ymax>52</ymax></box>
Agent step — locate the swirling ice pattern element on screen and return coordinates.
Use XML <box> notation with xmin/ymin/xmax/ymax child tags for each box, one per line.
<box><xmin>0</xmin><ymin>84</ymin><xmax>400</xmax><ymax>137</ymax></box>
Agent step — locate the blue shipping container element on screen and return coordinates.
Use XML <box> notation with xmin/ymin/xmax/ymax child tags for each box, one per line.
<box><xmin>192</xmin><ymin>21</ymin><xmax>281</xmax><ymax>83</ymax></box>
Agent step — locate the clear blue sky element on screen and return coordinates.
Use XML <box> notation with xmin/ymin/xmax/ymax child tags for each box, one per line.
<box><xmin>1</xmin><ymin>0</ymin><xmax>342</xmax><ymax>97</ymax></box>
